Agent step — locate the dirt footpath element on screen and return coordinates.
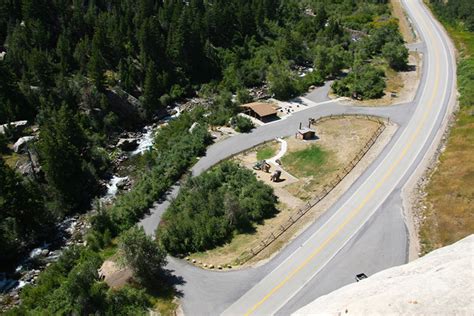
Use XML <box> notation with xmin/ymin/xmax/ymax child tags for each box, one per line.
<box><xmin>186</xmin><ymin>117</ymin><xmax>396</xmax><ymax>269</ymax></box>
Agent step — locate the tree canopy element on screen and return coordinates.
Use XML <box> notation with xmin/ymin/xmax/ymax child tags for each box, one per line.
<box><xmin>119</xmin><ymin>226</ymin><xmax>167</xmax><ymax>286</ymax></box>
<box><xmin>0</xmin><ymin>157</ymin><xmax>54</xmax><ymax>266</ymax></box>
<box><xmin>158</xmin><ymin>162</ymin><xmax>278</xmax><ymax>255</ymax></box>
<box><xmin>431</xmin><ymin>0</ymin><xmax>474</xmax><ymax>31</ymax></box>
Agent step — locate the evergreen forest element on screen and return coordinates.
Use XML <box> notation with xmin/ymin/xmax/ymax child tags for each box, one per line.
<box><xmin>0</xmin><ymin>0</ymin><xmax>411</xmax><ymax>313</ymax></box>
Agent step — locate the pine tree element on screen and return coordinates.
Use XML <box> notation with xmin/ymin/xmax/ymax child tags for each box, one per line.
<box><xmin>142</xmin><ymin>61</ymin><xmax>161</xmax><ymax>117</ymax></box>
<box><xmin>118</xmin><ymin>59</ymin><xmax>135</xmax><ymax>93</ymax></box>
<box><xmin>38</xmin><ymin>105</ymin><xmax>98</xmax><ymax>213</ymax></box>
<box><xmin>0</xmin><ymin>157</ymin><xmax>52</xmax><ymax>263</ymax></box>
<box><xmin>0</xmin><ymin>62</ymin><xmax>34</xmax><ymax>122</ymax></box>
<box><xmin>88</xmin><ymin>29</ymin><xmax>106</xmax><ymax>91</ymax></box>
<box><xmin>56</xmin><ymin>32</ymin><xmax>73</xmax><ymax>75</ymax></box>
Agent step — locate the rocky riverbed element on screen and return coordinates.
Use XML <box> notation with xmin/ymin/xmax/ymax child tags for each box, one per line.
<box><xmin>0</xmin><ymin>105</ymin><xmax>184</xmax><ymax>311</ymax></box>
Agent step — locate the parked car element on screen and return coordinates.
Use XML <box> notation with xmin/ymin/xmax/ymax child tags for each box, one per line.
<box><xmin>355</xmin><ymin>273</ymin><xmax>368</xmax><ymax>282</ymax></box>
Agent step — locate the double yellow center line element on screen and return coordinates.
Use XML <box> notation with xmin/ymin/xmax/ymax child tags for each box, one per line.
<box><xmin>244</xmin><ymin>2</ymin><xmax>447</xmax><ymax>314</ymax></box>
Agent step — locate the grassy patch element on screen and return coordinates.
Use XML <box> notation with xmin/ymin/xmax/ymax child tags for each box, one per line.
<box><xmin>383</xmin><ymin>60</ymin><xmax>404</xmax><ymax>94</ymax></box>
<box><xmin>2</xmin><ymin>152</ymin><xmax>24</xmax><ymax>168</ymax></box>
<box><xmin>281</xmin><ymin>145</ymin><xmax>328</xmax><ymax>178</ymax></box>
<box><xmin>98</xmin><ymin>241</ymin><xmax>118</xmax><ymax>260</ymax></box>
<box><xmin>419</xmin><ymin>18</ymin><xmax>474</xmax><ymax>254</ymax></box>
<box><xmin>186</xmin><ymin>117</ymin><xmax>382</xmax><ymax>267</ymax></box>
<box><xmin>150</xmin><ymin>282</ymin><xmax>179</xmax><ymax>316</ymax></box>
<box><xmin>187</xmin><ymin>202</ymin><xmax>290</xmax><ymax>267</ymax></box>
<box><xmin>256</xmin><ymin>143</ymin><xmax>278</xmax><ymax>161</ymax></box>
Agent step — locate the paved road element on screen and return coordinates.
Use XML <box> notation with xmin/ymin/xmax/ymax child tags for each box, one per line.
<box><xmin>222</xmin><ymin>0</ymin><xmax>456</xmax><ymax>314</ymax></box>
<box><xmin>140</xmin><ymin>98</ymin><xmax>412</xmax><ymax>235</ymax></box>
<box><xmin>139</xmin><ymin>0</ymin><xmax>456</xmax><ymax>314</ymax></box>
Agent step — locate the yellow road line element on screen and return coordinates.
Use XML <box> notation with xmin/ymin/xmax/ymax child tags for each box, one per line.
<box><xmin>244</xmin><ymin>4</ymin><xmax>445</xmax><ymax>315</ymax></box>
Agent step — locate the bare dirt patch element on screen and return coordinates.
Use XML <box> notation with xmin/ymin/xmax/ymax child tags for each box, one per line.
<box><xmin>187</xmin><ymin>117</ymin><xmax>391</xmax><ymax>269</ymax></box>
<box><xmin>391</xmin><ymin>0</ymin><xmax>417</xmax><ymax>44</ymax></box>
<box><xmin>284</xmin><ymin>118</ymin><xmax>381</xmax><ymax>201</ymax></box>
<box><xmin>98</xmin><ymin>260</ymin><xmax>133</xmax><ymax>289</ymax></box>
<box><xmin>209</xmin><ymin>126</ymin><xmax>238</xmax><ymax>143</ymax></box>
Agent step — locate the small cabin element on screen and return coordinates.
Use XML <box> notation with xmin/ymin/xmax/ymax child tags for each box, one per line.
<box><xmin>241</xmin><ymin>102</ymin><xmax>279</xmax><ymax>122</ymax></box>
<box><xmin>296</xmin><ymin>127</ymin><xmax>316</xmax><ymax>140</ymax></box>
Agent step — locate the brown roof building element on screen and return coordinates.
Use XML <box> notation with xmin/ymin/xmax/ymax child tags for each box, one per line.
<box><xmin>241</xmin><ymin>102</ymin><xmax>279</xmax><ymax>122</ymax></box>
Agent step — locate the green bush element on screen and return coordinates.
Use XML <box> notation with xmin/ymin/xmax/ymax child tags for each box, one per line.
<box><xmin>236</xmin><ymin>89</ymin><xmax>253</xmax><ymax>105</ymax></box>
<box><xmin>119</xmin><ymin>227</ymin><xmax>167</xmax><ymax>286</ymax></box>
<box><xmin>382</xmin><ymin>41</ymin><xmax>409</xmax><ymax>70</ymax></box>
<box><xmin>332</xmin><ymin>64</ymin><xmax>386</xmax><ymax>99</ymax></box>
<box><xmin>170</xmin><ymin>84</ymin><xmax>186</xmax><ymax>100</ymax></box>
<box><xmin>458</xmin><ymin>58</ymin><xmax>474</xmax><ymax>108</ymax></box>
<box><xmin>207</xmin><ymin>91</ymin><xmax>238</xmax><ymax>126</ymax></box>
<box><xmin>232</xmin><ymin>115</ymin><xmax>254</xmax><ymax>133</ymax></box>
<box><xmin>158</xmin><ymin>162</ymin><xmax>277</xmax><ymax>255</ymax></box>
<box><xmin>296</xmin><ymin>70</ymin><xmax>325</xmax><ymax>94</ymax></box>
<box><xmin>431</xmin><ymin>0</ymin><xmax>474</xmax><ymax>32</ymax></box>
<box><xmin>159</xmin><ymin>94</ymin><xmax>172</xmax><ymax>107</ymax></box>
<box><xmin>267</xmin><ymin>63</ymin><xmax>299</xmax><ymax>100</ymax></box>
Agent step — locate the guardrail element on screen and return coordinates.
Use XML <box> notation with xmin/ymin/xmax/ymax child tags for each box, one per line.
<box><xmin>235</xmin><ymin>114</ymin><xmax>388</xmax><ymax>264</ymax></box>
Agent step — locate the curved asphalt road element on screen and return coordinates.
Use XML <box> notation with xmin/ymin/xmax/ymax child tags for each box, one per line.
<box><xmin>139</xmin><ymin>0</ymin><xmax>456</xmax><ymax>314</ymax></box>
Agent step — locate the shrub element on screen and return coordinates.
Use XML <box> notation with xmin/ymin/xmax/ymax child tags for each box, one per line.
<box><xmin>207</xmin><ymin>91</ymin><xmax>237</xmax><ymax>126</ymax></box>
<box><xmin>158</xmin><ymin>162</ymin><xmax>277</xmax><ymax>254</ymax></box>
<box><xmin>119</xmin><ymin>227</ymin><xmax>167</xmax><ymax>286</ymax></box>
<box><xmin>170</xmin><ymin>84</ymin><xmax>186</xmax><ymax>100</ymax></box>
<box><xmin>296</xmin><ymin>70</ymin><xmax>325</xmax><ymax>94</ymax></box>
<box><xmin>332</xmin><ymin>64</ymin><xmax>386</xmax><ymax>99</ymax></box>
<box><xmin>236</xmin><ymin>89</ymin><xmax>253</xmax><ymax>105</ymax></box>
<box><xmin>232</xmin><ymin>115</ymin><xmax>254</xmax><ymax>133</ymax></box>
<box><xmin>267</xmin><ymin>63</ymin><xmax>299</xmax><ymax>100</ymax></box>
<box><xmin>382</xmin><ymin>41</ymin><xmax>409</xmax><ymax>70</ymax></box>
<box><xmin>159</xmin><ymin>94</ymin><xmax>172</xmax><ymax>107</ymax></box>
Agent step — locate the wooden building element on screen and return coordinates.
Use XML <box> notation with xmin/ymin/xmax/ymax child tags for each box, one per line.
<box><xmin>296</xmin><ymin>127</ymin><xmax>316</xmax><ymax>140</ymax></box>
<box><xmin>241</xmin><ymin>102</ymin><xmax>278</xmax><ymax>122</ymax></box>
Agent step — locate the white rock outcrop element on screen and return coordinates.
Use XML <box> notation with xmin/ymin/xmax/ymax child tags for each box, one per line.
<box><xmin>0</xmin><ymin>120</ymin><xmax>28</xmax><ymax>134</ymax></box>
<box><xmin>13</xmin><ymin>136</ymin><xmax>36</xmax><ymax>153</ymax></box>
<box><xmin>294</xmin><ymin>235</ymin><xmax>474</xmax><ymax>316</ymax></box>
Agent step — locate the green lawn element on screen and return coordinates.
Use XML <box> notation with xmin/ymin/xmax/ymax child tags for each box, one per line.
<box><xmin>281</xmin><ymin>145</ymin><xmax>328</xmax><ymax>178</ymax></box>
<box><xmin>256</xmin><ymin>143</ymin><xmax>278</xmax><ymax>161</ymax></box>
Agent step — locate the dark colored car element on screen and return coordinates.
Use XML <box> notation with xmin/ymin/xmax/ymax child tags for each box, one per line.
<box><xmin>355</xmin><ymin>273</ymin><xmax>368</xmax><ymax>282</ymax></box>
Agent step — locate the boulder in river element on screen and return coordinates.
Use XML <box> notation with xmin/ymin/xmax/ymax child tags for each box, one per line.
<box><xmin>116</xmin><ymin>138</ymin><xmax>139</xmax><ymax>151</ymax></box>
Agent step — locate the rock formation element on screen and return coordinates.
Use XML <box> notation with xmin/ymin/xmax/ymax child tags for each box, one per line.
<box><xmin>294</xmin><ymin>235</ymin><xmax>474</xmax><ymax>315</ymax></box>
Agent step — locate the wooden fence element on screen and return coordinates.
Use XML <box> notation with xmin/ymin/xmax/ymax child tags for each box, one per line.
<box><xmin>235</xmin><ymin>114</ymin><xmax>387</xmax><ymax>264</ymax></box>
